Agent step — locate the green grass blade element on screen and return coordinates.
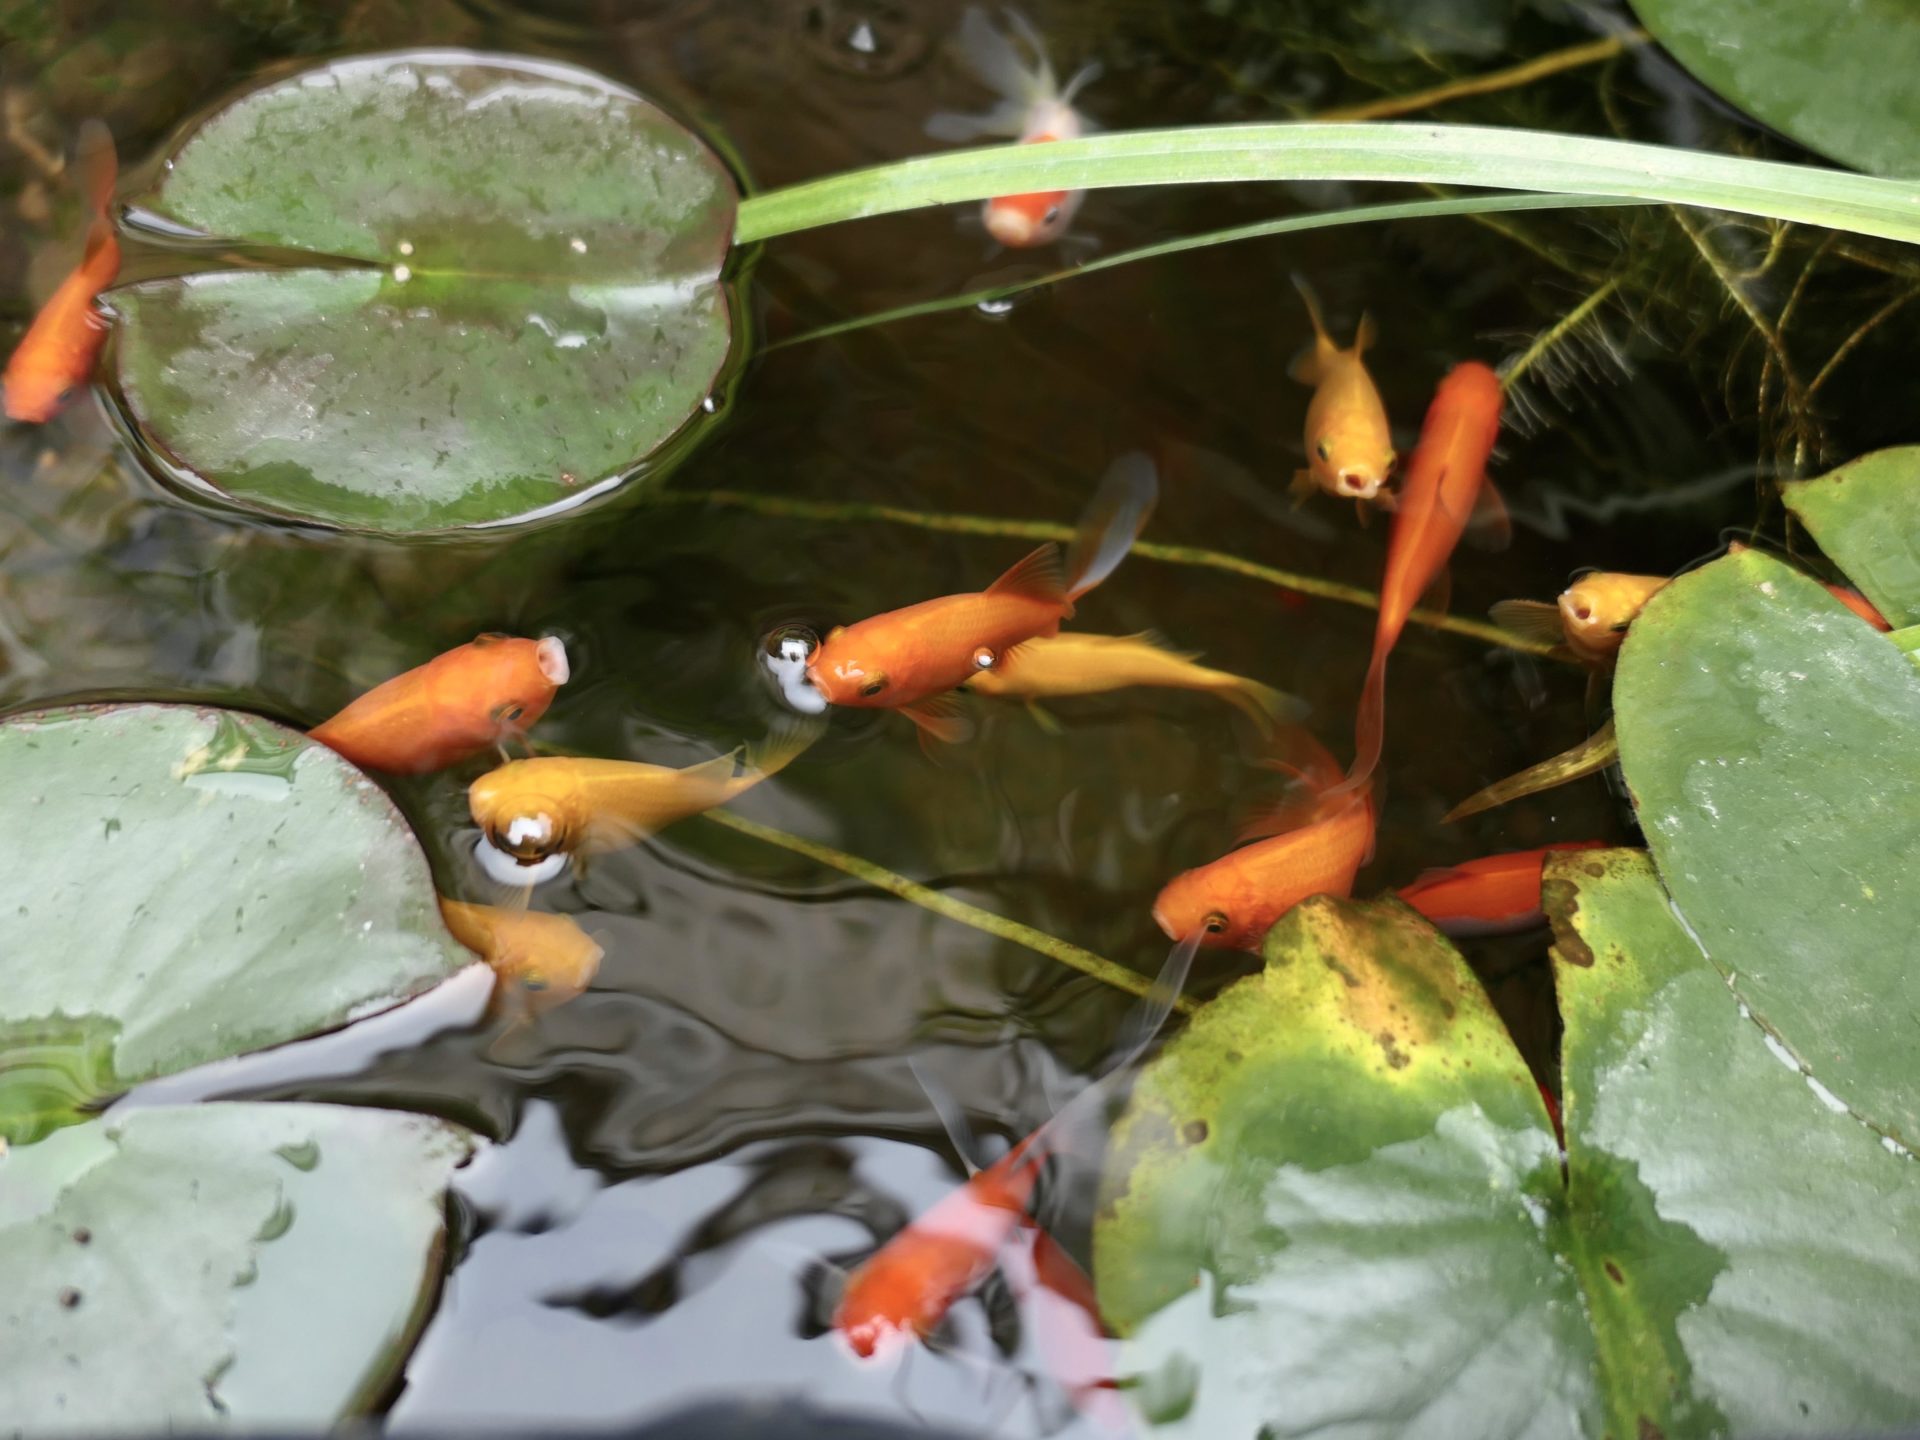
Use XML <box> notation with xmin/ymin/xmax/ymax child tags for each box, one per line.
<box><xmin>770</xmin><ymin>191</ymin><xmax>1642</xmax><ymax>350</ymax></box>
<box><xmin>732</xmin><ymin>122</ymin><xmax>1920</xmax><ymax>245</ymax></box>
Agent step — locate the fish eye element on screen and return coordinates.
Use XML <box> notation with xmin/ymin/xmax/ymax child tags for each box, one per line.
<box><xmin>490</xmin><ymin>701</ymin><xmax>526</xmax><ymax>724</ymax></box>
<box><xmin>1043</xmin><ymin>205</ymin><xmax>1061</xmax><ymax>224</ymax></box>
<box><xmin>1315</xmin><ymin>440</ymin><xmax>1332</xmax><ymax>463</ymax></box>
<box><xmin>971</xmin><ymin>646</ymin><xmax>996</xmax><ymax>671</ymax></box>
<box><xmin>1204</xmin><ymin>911</ymin><xmax>1229</xmax><ymax>934</ymax></box>
<box><xmin>860</xmin><ymin>677</ymin><xmax>888</xmax><ymax>697</ymax></box>
<box><xmin>473</xmin><ymin>632</ymin><xmax>509</xmax><ymax>646</ymax></box>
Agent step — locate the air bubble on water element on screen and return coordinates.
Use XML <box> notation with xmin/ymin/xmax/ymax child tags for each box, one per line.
<box><xmin>847</xmin><ymin>20</ymin><xmax>877</xmax><ymax>52</ymax></box>
<box><xmin>976</xmin><ymin>296</ymin><xmax>1016</xmax><ymax>317</ymax></box>
<box><xmin>473</xmin><ymin>835</ymin><xmax>569</xmax><ymax>887</ymax></box>
<box><xmin>392</xmin><ymin>263</ymin><xmax>412</xmax><ymax>283</ymax></box>
<box><xmin>398</xmin><ymin>240</ymin><xmax>414</xmax><ymax>256</ymax></box>
<box><xmin>570</xmin><ymin>237</ymin><xmax>588</xmax><ymax>254</ymax></box>
<box><xmin>760</xmin><ymin>627</ymin><xmax>828</xmax><ymax>714</ymax></box>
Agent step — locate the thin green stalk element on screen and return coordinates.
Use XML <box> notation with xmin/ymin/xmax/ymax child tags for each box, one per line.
<box><xmin>701</xmin><ymin>808</ymin><xmax>1194</xmax><ymax>1012</ymax></box>
<box><xmin>731</xmin><ymin>123</ymin><xmax>1920</xmax><ymax>247</ymax></box>
<box><xmin>669</xmin><ymin>490</ymin><xmax>1560</xmax><ymax>657</ymax></box>
<box><xmin>770</xmin><ymin>192</ymin><xmax>1640</xmax><ymax>351</ymax></box>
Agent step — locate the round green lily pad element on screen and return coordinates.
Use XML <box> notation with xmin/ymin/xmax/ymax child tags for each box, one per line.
<box><xmin>109</xmin><ymin>51</ymin><xmax>738</xmax><ymax>533</ymax></box>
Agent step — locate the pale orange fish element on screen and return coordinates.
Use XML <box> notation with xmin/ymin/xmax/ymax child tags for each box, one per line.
<box><xmin>1491</xmin><ymin>572</ymin><xmax>1670</xmax><ymax>666</ymax></box>
<box><xmin>1152</xmin><ymin>732</ymin><xmax>1375</xmax><ymax>952</ymax></box>
<box><xmin>5</xmin><ymin>121</ymin><xmax>119</xmax><ymax>423</ymax></box>
<box><xmin>310</xmin><ymin>633</ymin><xmax>569</xmax><ymax>775</ymax></box>
<box><xmin>438</xmin><ymin>898</ymin><xmax>604</xmax><ymax>1019</ymax></box>
<box><xmin>1289</xmin><ymin>275</ymin><xmax>1396</xmax><ymax>514</ymax></box>
<box><xmin>927</xmin><ymin>7</ymin><xmax>1098</xmax><ymax>248</ymax></box>
<box><xmin>803</xmin><ymin>455</ymin><xmax>1155</xmax><ymax>741</ymax></box>
<box><xmin>962</xmin><ymin>630</ymin><xmax>1303</xmax><ymax>732</ymax></box>
<box><xmin>1341</xmin><ymin>361</ymin><xmax>1506</xmax><ymax>800</ymax></box>
<box><xmin>469</xmin><ymin>730</ymin><xmax>811</xmax><ymax>862</ymax></box>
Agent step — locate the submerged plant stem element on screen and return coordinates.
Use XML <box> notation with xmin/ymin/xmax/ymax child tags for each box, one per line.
<box><xmin>1315</xmin><ymin>33</ymin><xmax>1648</xmax><ymax>122</ymax></box>
<box><xmin>675</xmin><ymin>490</ymin><xmax>1560</xmax><ymax>656</ymax></box>
<box><xmin>1501</xmin><ymin>276</ymin><xmax>1622</xmax><ymax>391</ymax></box>
<box><xmin>770</xmin><ymin>193</ymin><xmax>1637</xmax><ymax>351</ymax></box>
<box><xmin>700</xmin><ymin>809</ymin><xmax>1195</xmax><ymax>1012</ymax></box>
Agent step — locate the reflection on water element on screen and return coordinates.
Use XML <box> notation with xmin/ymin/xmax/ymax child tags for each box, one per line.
<box><xmin>7</xmin><ymin>0</ymin><xmax>1919</xmax><ymax>1432</ymax></box>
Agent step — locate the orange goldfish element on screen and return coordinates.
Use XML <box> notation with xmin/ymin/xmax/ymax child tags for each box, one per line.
<box><xmin>1491</xmin><ymin>572</ymin><xmax>1669</xmax><ymax>666</ymax></box>
<box><xmin>835</xmin><ymin>928</ymin><xmax>1196</xmax><ymax>1361</ymax></box>
<box><xmin>1398</xmin><ymin>840</ymin><xmax>1607</xmax><ymax>936</ymax></box>
<box><xmin>469</xmin><ymin>730</ymin><xmax>809</xmax><ymax>862</ymax></box>
<box><xmin>4</xmin><ymin>121</ymin><xmax>119</xmax><ymax>423</ymax></box>
<box><xmin>804</xmin><ymin>454</ymin><xmax>1155</xmax><ymax>740</ymax></box>
<box><xmin>1289</xmin><ymin>276</ymin><xmax>1395</xmax><ymax>514</ymax></box>
<box><xmin>1152</xmin><ymin>733</ymin><xmax>1375</xmax><ymax>952</ymax></box>
<box><xmin>310</xmin><ymin>633</ymin><xmax>569</xmax><ymax>775</ymax></box>
<box><xmin>962</xmin><ymin>630</ymin><xmax>1303</xmax><ymax>732</ymax></box>
<box><xmin>927</xmin><ymin>7</ymin><xmax>1098</xmax><ymax>248</ymax></box>
<box><xmin>439</xmin><ymin>898</ymin><xmax>604</xmax><ymax>1018</ymax></box>
<box><xmin>1343</xmin><ymin>360</ymin><xmax>1505</xmax><ymax>797</ymax></box>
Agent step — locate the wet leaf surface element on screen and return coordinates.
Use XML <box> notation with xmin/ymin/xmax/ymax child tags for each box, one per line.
<box><xmin>0</xmin><ymin>1102</ymin><xmax>474</xmax><ymax>1433</ymax></box>
<box><xmin>110</xmin><ymin>52</ymin><xmax>737</xmax><ymax>533</ymax></box>
<box><xmin>0</xmin><ymin>703</ymin><xmax>469</xmax><ymax>1142</ymax></box>
<box><xmin>1613</xmin><ymin>549</ymin><xmax>1920</xmax><ymax>1144</ymax></box>
<box><xmin>1629</xmin><ymin>0</ymin><xmax>1920</xmax><ymax>177</ymax></box>
<box><xmin>1781</xmin><ymin>446</ymin><xmax>1920</xmax><ymax>627</ymax></box>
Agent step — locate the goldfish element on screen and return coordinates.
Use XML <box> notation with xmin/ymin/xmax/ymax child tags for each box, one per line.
<box><xmin>926</xmin><ymin>7</ymin><xmax>1098</xmax><ymax>248</ymax></box>
<box><xmin>1152</xmin><ymin>732</ymin><xmax>1376</xmax><ymax>952</ymax></box>
<box><xmin>1342</xmin><ymin>360</ymin><xmax>1506</xmax><ymax>798</ymax></box>
<box><xmin>804</xmin><ymin>454</ymin><xmax>1156</xmax><ymax>741</ymax></box>
<box><xmin>470</xmin><ymin>730</ymin><xmax>810</xmax><ymax>863</ymax></box>
<box><xmin>1397</xmin><ymin>840</ymin><xmax>1607</xmax><ymax>936</ymax></box>
<box><xmin>962</xmin><ymin>630</ymin><xmax>1303</xmax><ymax>732</ymax></box>
<box><xmin>310</xmin><ymin>633</ymin><xmax>569</xmax><ymax>775</ymax></box>
<box><xmin>438</xmin><ymin>898</ymin><xmax>604</xmax><ymax>1019</ymax></box>
<box><xmin>1491</xmin><ymin>572</ymin><xmax>1669</xmax><ymax>666</ymax></box>
<box><xmin>1289</xmin><ymin>276</ymin><xmax>1396</xmax><ymax>514</ymax></box>
<box><xmin>835</xmin><ymin>927</ymin><xmax>1197</xmax><ymax>1361</ymax></box>
<box><xmin>4</xmin><ymin>121</ymin><xmax>119</xmax><ymax>423</ymax></box>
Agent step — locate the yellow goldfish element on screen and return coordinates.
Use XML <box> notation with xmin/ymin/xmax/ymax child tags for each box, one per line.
<box><xmin>1491</xmin><ymin>571</ymin><xmax>1670</xmax><ymax>667</ymax></box>
<box><xmin>439</xmin><ymin>898</ymin><xmax>603</xmax><ymax>1020</ymax></box>
<box><xmin>469</xmin><ymin>731</ymin><xmax>810</xmax><ymax>863</ymax></box>
<box><xmin>962</xmin><ymin>631</ymin><xmax>1302</xmax><ymax>732</ymax></box>
<box><xmin>1289</xmin><ymin>275</ymin><xmax>1396</xmax><ymax>515</ymax></box>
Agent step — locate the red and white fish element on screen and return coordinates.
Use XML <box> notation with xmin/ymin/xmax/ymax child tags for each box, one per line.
<box><xmin>927</xmin><ymin>7</ymin><xmax>1099</xmax><ymax>248</ymax></box>
<box><xmin>4</xmin><ymin>121</ymin><xmax>119</xmax><ymax>423</ymax></box>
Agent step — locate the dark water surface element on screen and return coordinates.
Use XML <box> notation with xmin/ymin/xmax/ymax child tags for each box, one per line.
<box><xmin>4</xmin><ymin>0</ymin><xmax>1917</xmax><ymax>1431</ymax></box>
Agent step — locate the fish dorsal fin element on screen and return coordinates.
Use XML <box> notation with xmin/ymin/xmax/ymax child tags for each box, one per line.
<box><xmin>1353</xmin><ymin>311</ymin><xmax>1378</xmax><ymax>355</ymax></box>
<box><xmin>1488</xmin><ymin>599</ymin><xmax>1567</xmax><ymax>648</ymax></box>
<box><xmin>987</xmin><ymin>543</ymin><xmax>1067</xmax><ymax>605</ymax></box>
<box><xmin>1127</xmin><ymin>629</ymin><xmax>1199</xmax><ymax>662</ymax></box>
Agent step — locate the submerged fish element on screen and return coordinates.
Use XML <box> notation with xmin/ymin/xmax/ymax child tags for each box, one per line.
<box><xmin>1490</xmin><ymin>571</ymin><xmax>1669</xmax><ymax>666</ymax></box>
<box><xmin>1289</xmin><ymin>275</ymin><xmax>1396</xmax><ymax>514</ymax></box>
<box><xmin>4</xmin><ymin>121</ymin><xmax>119</xmax><ymax>423</ymax></box>
<box><xmin>310</xmin><ymin>633</ymin><xmax>569</xmax><ymax>775</ymax></box>
<box><xmin>1343</xmin><ymin>360</ymin><xmax>1506</xmax><ymax>799</ymax></box>
<box><xmin>804</xmin><ymin>454</ymin><xmax>1156</xmax><ymax>741</ymax></box>
<box><xmin>962</xmin><ymin>630</ymin><xmax>1302</xmax><ymax>731</ymax></box>
<box><xmin>926</xmin><ymin>7</ymin><xmax>1098</xmax><ymax>248</ymax></box>
<box><xmin>438</xmin><ymin>898</ymin><xmax>604</xmax><ymax>1019</ymax></box>
<box><xmin>469</xmin><ymin>730</ymin><xmax>810</xmax><ymax>862</ymax></box>
<box><xmin>835</xmin><ymin>928</ymin><xmax>1197</xmax><ymax>1362</ymax></box>
<box><xmin>1152</xmin><ymin>732</ymin><xmax>1375</xmax><ymax>952</ymax></box>
<box><xmin>1398</xmin><ymin>841</ymin><xmax>1608</xmax><ymax>936</ymax></box>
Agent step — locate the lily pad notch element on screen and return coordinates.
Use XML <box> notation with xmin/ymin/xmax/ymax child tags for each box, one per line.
<box><xmin>110</xmin><ymin>51</ymin><xmax>741</xmax><ymax>534</ymax></box>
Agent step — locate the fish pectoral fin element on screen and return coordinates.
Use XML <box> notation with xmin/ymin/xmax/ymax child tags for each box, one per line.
<box><xmin>987</xmin><ymin>542</ymin><xmax>1068</xmax><ymax>605</ymax></box>
<box><xmin>1355</xmin><ymin>497</ymin><xmax>1371</xmax><ymax>528</ymax></box>
<box><xmin>1289</xmin><ymin>469</ymin><xmax>1317</xmax><ymax>506</ymax></box>
<box><xmin>1488</xmin><ymin>599</ymin><xmax>1566</xmax><ymax>648</ymax></box>
<box><xmin>1463</xmin><ymin>479</ymin><xmax>1513</xmax><ymax>552</ymax></box>
<box><xmin>904</xmin><ymin>694</ymin><xmax>975</xmax><ymax>748</ymax></box>
<box><xmin>1023</xmin><ymin>700</ymin><xmax>1066</xmax><ymax>736</ymax></box>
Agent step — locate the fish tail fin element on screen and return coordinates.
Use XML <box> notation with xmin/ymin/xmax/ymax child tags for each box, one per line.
<box><xmin>740</xmin><ymin>721</ymin><xmax>821</xmax><ymax>785</ymax></box>
<box><xmin>1353</xmin><ymin>310</ymin><xmax>1378</xmax><ymax>354</ymax></box>
<box><xmin>1288</xmin><ymin>272</ymin><xmax>1335</xmax><ymax>383</ymax></box>
<box><xmin>1218</xmin><ymin>675</ymin><xmax>1308</xmax><ymax>735</ymax></box>
<box><xmin>1058</xmin><ymin>59</ymin><xmax>1102</xmax><ymax>106</ymax></box>
<box><xmin>1064</xmin><ymin>451</ymin><xmax>1157</xmax><ymax>601</ymax></box>
<box><xmin>951</xmin><ymin>5</ymin><xmax>1051</xmax><ymax>103</ymax></box>
<box><xmin>1333</xmin><ymin>643</ymin><xmax>1391</xmax><ymax>802</ymax></box>
<box><xmin>73</xmin><ymin>120</ymin><xmax>117</xmax><ymax>266</ymax></box>
<box><xmin>986</xmin><ymin>542</ymin><xmax>1068</xmax><ymax>606</ymax></box>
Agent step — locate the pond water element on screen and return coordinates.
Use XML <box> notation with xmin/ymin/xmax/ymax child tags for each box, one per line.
<box><xmin>4</xmin><ymin>0</ymin><xmax>1916</xmax><ymax>1432</ymax></box>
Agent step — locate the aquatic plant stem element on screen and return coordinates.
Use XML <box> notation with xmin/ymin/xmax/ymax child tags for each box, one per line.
<box><xmin>768</xmin><ymin>192</ymin><xmax>1639</xmax><ymax>352</ymax></box>
<box><xmin>1314</xmin><ymin>33</ymin><xmax>1648</xmax><ymax>122</ymax></box>
<box><xmin>673</xmin><ymin>490</ymin><xmax>1560</xmax><ymax>657</ymax></box>
<box><xmin>1500</xmin><ymin>276</ymin><xmax>1623</xmax><ymax>391</ymax></box>
<box><xmin>731</xmin><ymin>123</ymin><xmax>1920</xmax><ymax>247</ymax></box>
<box><xmin>700</xmin><ymin>809</ymin><xmax>1195</xmax><ymax>1012</ymax></box>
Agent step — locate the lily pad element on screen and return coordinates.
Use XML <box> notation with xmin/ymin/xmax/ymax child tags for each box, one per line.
<box><xmin>109</xmin><ymin>52</ymin><xmax>737</xmax><ymax>533</ymax></box>
<box><xmin>0</xmin><ymin>703</ymin><xmax>470</xmax><ymax>1142</ymax></box>
<box><xmin>1094</xmin><ymin>866</ymin><xmax>1920</xmax><ymax>1437</ymax></box>
<box><xmin>1781</xmin><ymin>446</ymin><xmax>1920</xmax><ymax>626</ymax></box>
<box><xmin>1613</xmin><ymin>549</ymin><xmax>1920</xmax><ymax>1145</ymax></box>
<box><xmin>1629</xmin><ymin>0</ymin><xmax>1920</xmax><ymax>178</ymax></box>
<box><xmin>0</xmin><ymin>1102</ymin><xmax>475</xmax><ymax>1433</ymax></box>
